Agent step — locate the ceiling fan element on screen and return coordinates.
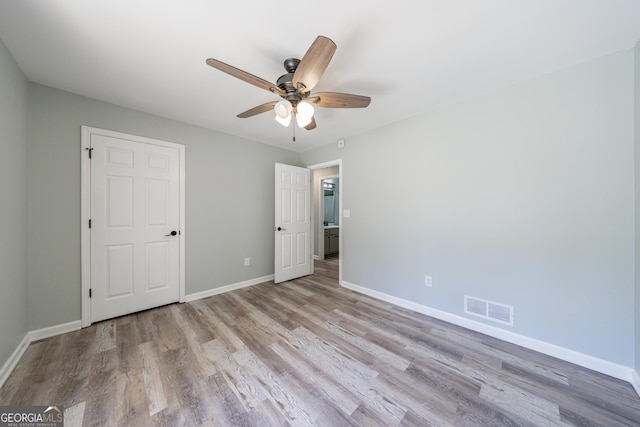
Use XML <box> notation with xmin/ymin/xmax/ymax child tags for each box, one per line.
<box><xmin>206</xmin><ymin>35</ymin><xmax>370</xmax><ymax>140</ymax></box>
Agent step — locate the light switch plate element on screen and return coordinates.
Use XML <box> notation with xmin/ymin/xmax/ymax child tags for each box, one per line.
<box><xmin>343</xmin><ymin>209</ymin><xmax>350</xmax><ymax>218</ymax></box>
<box><xmin>337</xmin><ymin>138</ymin><xmax>345</xmax><ymax>149</ymax></box>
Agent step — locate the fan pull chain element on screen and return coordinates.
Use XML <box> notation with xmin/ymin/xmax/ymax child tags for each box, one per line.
<box><xmin>292</xmin><ymin>123</ymin><xmax>296</xmax><ymax>142</ymax></box>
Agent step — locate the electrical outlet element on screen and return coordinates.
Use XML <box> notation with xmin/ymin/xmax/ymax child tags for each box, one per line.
<box><xmin>244</xmin><ymin>257</ymin><xmax>250</xmax><ymax>266</ymax></box>
<box><xmin>424</xmin><ymin>275</ymin><xmax>432</xmax><ymax>287</ymax></box>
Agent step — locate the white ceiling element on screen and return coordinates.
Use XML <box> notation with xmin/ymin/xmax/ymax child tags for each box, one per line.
<box><xmin>1</xmin><ymin>1</ymin><xmax>639</xmax><ymax>153</ymax></box>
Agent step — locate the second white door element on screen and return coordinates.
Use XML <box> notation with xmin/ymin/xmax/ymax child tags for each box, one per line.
<box><xmin>274</xmin><ymin>163</ymin><xmax>311</xmax><ymax>283</ymax></box>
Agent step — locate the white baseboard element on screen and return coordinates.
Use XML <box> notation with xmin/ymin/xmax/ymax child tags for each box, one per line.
<box><xmin>28</xmin><ymin>320</ymin><xmax>82</xmax><ymax>342</ymax></box>
<box><xmin>0</xmin><ymin>320</ymin><xmax>82</xmax><ymax>390</ymax></box>
<box><xmin>185</xmin><ymin>274</ymin><xmax>274</xmax><ymax>303</ymax></box>
<box><xmin>341</xmin><ymin>280</ymin><xmax>639</xmax><ymax>396</ymax></box>
<box><xmin>0</xmin><ymin>334</ymin><xmax>30</xmax><ymax>390</ymax></box>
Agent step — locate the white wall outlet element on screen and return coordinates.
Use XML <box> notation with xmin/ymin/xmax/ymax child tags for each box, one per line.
<box><xmin>244</xmin><ymin>257</ymin><xmax>250</xmax><ymax>266</ymax></box>
<box><xmin>424</xmin><ymin>275</ymin><xmax>432</xmax><ymax>287</ymax></box>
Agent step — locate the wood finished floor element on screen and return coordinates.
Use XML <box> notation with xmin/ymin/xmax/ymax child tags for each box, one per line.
<box><xmin>2</xmin><ymin>257</ymin><xmax>640</xmax><ymax>426</ymax></box>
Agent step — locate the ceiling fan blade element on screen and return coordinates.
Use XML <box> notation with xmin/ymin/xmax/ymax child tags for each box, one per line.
<box><xmin>304</xmin><ymin>116</ymin><xmax>317</xmax><ymax>130</ymax></box>
<box><xmin>206</xmin><ymin>58</ymin><xmax>285</xmax><ymax>97</ymax></box>
<box><xmin>308</xmin><ymin>92</ymin><xmax>371</xmax><ymax>108</ymax></box>
<box><xmin>237</xmin><ymin>101</ymin><xmax>278</xmax><ymax>118</ymax></box>
<box><xmin>292</xmin><ymin>36</ymin><xmax>336</xmax><ymax>93</ymax></box>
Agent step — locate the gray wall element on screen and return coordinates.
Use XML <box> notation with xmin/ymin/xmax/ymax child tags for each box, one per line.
<box><xmin>302</xmin><ymin>49</ymin><xmax>636</xmax><ymax>366</ymax></box>
<box><xmin>0</xmin><ymin>39</ymin><xmax>29</xmax><ymax>367</ymax></box>
<box><xmin>27</xmin><ymin>84</ymin><xmax>301</xmax><ymax>330</ymax></box>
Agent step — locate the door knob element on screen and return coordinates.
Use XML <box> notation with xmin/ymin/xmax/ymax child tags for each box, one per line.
<box><xmin>165</xmin><ymin>230</ymin><xmax>178</xmax><ymax>236</ymax></box>
<box><xmin>277</xmin><ymin>227</ymin><xmax>286</xmax><ymax>231</ymax></box>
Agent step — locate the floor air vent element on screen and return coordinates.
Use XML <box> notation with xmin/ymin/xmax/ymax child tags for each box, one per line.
<box><xmin>464</xmin><ymin>295</ymin><xmax>514</xmax><ymax>326</ymax></box>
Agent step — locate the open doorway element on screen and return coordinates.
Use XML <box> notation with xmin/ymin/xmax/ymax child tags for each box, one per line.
<box><xmin>308</xmin><ymin>160</ymin><xmax>342</xmax><ymax>284</ymax></box>
<box><xmin>320</xmin><ymin>176</ymin><xmax>339</xmax><ymax>258</ymax></box>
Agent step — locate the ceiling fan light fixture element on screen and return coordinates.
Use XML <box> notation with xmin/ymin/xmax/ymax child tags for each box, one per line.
<box><xmin>275</xmin><ymin>113</ymin><xmax>291</xmax><ymax>127</ymax></box>
<box><xmin>295</xmin><ymin>114</ymin><xmax>312</xmax><ymax>128</ymax></box>
<box><xmin>295</xmin><ymin>101</ymin><xmax>314</xmax><ymax>128</ymax></box>
<box><xmin>274</xmin><ymin>100</ymin><xmax>292</xmax><ymax>119</ymax></box>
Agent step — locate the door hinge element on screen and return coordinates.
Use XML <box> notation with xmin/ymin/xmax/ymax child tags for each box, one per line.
<box><xmin>88</xmin><ymin>219</ymin><xmax>92</xmax><ymax>228</ymax></box>
<box><xmin>89</xmin><ymin>288</ymin><xmax>92</xmax><ymax>298</ymax></box>
<box><xmin>86</xmin><ymin>147</ymin><xmax>94</xmax><ymax>158</ymax></box>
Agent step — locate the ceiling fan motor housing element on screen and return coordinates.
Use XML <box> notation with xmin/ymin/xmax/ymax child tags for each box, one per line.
<box><xmin>277</xmin><ymin>73</ymin><xmax>296</xmax><ymax>94</ymax></box>
<box><xmin>277</xmin><ymin>58</ymin><xmax>304</xmax><ymax>100</ymax></box>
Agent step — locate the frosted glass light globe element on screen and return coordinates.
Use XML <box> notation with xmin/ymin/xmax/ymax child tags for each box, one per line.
<box><xmin>295</xmin><ymin>101</ymin><xmax>314</xmax><ymax>127</ymax></box>
<box><xmin>274</xmin><ymin>100</ymin><xmax>292</xmax><ymax>119</ymax></box>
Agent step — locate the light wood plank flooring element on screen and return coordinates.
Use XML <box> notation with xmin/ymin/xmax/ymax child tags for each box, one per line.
<box><xmin>2</xmin><ymin>257</ymin><xmax>640</xmax><ymax>426</ymax></box>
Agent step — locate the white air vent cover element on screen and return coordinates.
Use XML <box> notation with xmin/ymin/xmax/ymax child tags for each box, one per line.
<box><xmin>464</xmin><ymin>295</ymin><xmax>514</xmax><ymax>326</ymax></box>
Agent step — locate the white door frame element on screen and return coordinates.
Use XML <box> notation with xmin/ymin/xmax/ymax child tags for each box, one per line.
<box><xmin>308</xmin><ymin>159</ymin><xmax>342</xmax><ymax>285</ymax></box>
<box><xmin>80</xmin><ymin>126</ymin><xmax>186</xmax><ymax>327</ymax></box>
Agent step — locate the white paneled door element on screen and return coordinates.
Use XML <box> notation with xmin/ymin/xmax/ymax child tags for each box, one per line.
<box><xmin>85</xmin><ymin>129</ymin><xmax>184</xmax><ymax>323</ymax></box>
<box><xmin>274</xmin><ymin>163</ymin><xmax>312</xmax><ymax>283</ymax></box>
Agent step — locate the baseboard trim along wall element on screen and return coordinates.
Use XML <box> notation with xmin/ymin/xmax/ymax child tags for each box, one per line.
<box><xmin>341</xmin><ymin>280</ymin><xmax>640</xmax><ymax>398</ymax></box>
<box><xmin>184</xmin><ymin>274</ymin><xmax>274</xmax><ymax>303</ymax></box>
<box><xmin>29</xmin><ymin>320</ymin><xmax>83</xmax><ymax>342</ymax></box>
<box><xmin>0</xmin><ymin>320</ymin><xmax>82</xmax><ymax>389</ymax></box>
<box><xmin>0</xmin><ymin>335</ymin><xmax>30</xmax><ymax>390</ymax></box>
